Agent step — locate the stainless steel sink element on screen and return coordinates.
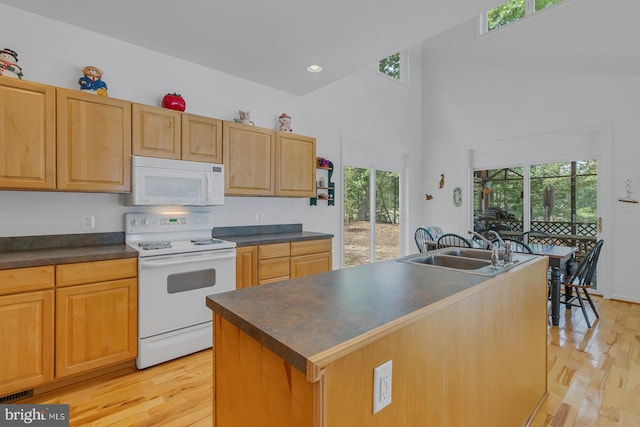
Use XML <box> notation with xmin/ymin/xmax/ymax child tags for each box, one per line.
<box><xmin>406</xmin><ymin>255</ymin><xmax>491</xmax><ymax>270</ymax></box>
<box><xmin>439</xmin><ymin>248</ymin><xmax>500</xmax><ymax>261</ymax></box>
<box><xmin>396</xmin><ymin>248</ymin><xmax>536</xmax><ymax>276</ymax></box>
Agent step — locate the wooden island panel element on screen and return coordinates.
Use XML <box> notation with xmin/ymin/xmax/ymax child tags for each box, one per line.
<box><xmin>214</xmin><ymin>315</ymin><xmax>315</xmax><ymax>427</ymax></box>
<box><xmin>318</xmin><ymin>257</ymin><xmax>547</xmax><ymax>426</ymax></box>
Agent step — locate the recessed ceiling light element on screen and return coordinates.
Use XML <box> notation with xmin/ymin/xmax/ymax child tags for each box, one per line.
<box><xmin>307</xmin><ymin>65</ymin><xmax>322</xmax><ymax>73</ymax></box>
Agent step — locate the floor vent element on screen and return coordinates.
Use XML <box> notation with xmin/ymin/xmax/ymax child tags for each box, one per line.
<box><xmin>0</xmin><ymin>389</ymin><xmax>33</xmax><ymax>403</ymax></box>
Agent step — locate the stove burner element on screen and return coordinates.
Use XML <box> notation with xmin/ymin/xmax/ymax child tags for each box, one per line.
<box><xmin>191</xmin><ymin>238</ymin><xmax>223</xmax><ymax>246</ymax></box>
<box><xmin>139</xmin><ymin>241</ymin><xmax>172</xmax><ymax>250</ymax></box>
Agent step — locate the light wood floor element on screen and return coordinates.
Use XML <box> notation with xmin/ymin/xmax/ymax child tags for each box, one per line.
<box><xmin>21</xmin><ymin>296</ymin><xmax>640</xmax><ymax>426</ymax></box>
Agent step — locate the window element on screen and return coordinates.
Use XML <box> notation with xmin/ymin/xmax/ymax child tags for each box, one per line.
<box><xmin>373</xmin><ymin>50</ymin><xmax>408</xmax><ymax>84</ymax></box>
<box><xmin>481</xmin><ymin>0</ymin><xmax>566</xmax><ymax>33</ymax></box>
<box><xmin>379</xmin><ymin>52</ymin><xmax>401</xmax><ymax>79</ymax></box>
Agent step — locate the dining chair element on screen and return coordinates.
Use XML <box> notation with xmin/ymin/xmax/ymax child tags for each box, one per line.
<box><xmin>555</xmin><ymin>239</ymin><xmax>604</xmax><ymax>328</ymax></box>
<box><xmin>414</xmin><ymin>227</ymin><xmax>435</xmax><ymax>253</ymax></box>
<box><xmin>492</xmin><ymin>237</ymin><xmax>533</xmax><ymax>254</ymax></box>
<box><xmin>436</xmin><ymin>233</ymin><xmax>472</xmax><ymax>249</ymax></box>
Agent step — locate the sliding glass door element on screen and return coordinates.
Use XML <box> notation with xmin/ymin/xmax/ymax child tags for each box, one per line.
<box><xmin>343</xmin><ymin>166</ymin><xmax>400</xmax><ymax>268</ymax></box>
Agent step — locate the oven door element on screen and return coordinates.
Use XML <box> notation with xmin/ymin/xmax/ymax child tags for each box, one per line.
<box><xmin>137</xmin><ymin>248</ymin><xmax>236</xmax><ymax>339</ymax></box>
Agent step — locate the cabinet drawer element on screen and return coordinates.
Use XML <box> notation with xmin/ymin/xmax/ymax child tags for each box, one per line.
<box><xmin>258</xmin><ymin>258</ymin><xmax>290</xmax><ymax>281</ymax></box>
<box><xmin>290</xmin><ymin>239</ymin><xmax>332</xmax><ymax>256</ymax></box>
<box><xmin>56</xmin><ymin>258</ymin><xmax>137</xmax><ymax>287</ymax></box>
<box><xmin>0</xmin><ymin>266</ymin><xmax>54</xmax><ymax>296</ymax></box>
<box><xmin>258</xmin><ymin>276</ymin><xmax>289</xmax><ymax>285</ymax></box>
<box><xmin>258</xmin><ymin>243</ymin><xmax>291</xmax><ymax>260</ymax></box>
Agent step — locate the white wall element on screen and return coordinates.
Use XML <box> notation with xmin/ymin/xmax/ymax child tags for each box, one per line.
<box><xmin>0</xmin><ymin>4</ymin><xmax>423</xmax><ymax>267</ymax></box>
<box><xmin>421</xmin><ymin>0</ymin><xmax>640</xmax><ymax>302</ymax></box>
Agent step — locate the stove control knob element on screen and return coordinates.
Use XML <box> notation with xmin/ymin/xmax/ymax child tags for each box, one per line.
<box><xmin>142</xmin><ymin>218</ymin><xmax>150</xmax><ymax>227</ymax></box>
<box><xmin>196</xmin><ymin>217</ymin><xmax>202</xmax><ymax>224</ymax></box>
<box><xmin>203</xmin><ymin>216</ymin><xmax>211</xmax><ymax>224</ymax></box>
<box><xmin>130</xmin><ymin>219</ymin><xmax>138</xmax><ymax>227</ymax></box>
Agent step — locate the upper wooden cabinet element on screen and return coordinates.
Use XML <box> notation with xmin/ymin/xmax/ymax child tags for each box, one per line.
<box><xmin>182</xmin><ymin>113</ymin><xmax>223</xmax><ymax>163</ymax></box>
<box><xmin>0</xmin><ymin>77</ymin><xmax>56</xmax><ymax>190</ymax></box>
<box><xmin>275</xmin><ymin>131</ymin><xmax>316</xmax><ymax>197</ymax></box>
<box><xmin>132</xmin><ymin>104</ymin><xmax>223</xmax><ymax>163</ymax></box>
<box><xmin>131</xmin><ymin>103</ymin><xmax>181</xmax><ymax>159</ymax></box>
<box><xmin>223</xmin><ymin>121</ymin><xmax>316</xmax><ymax>197</ymax></box>
<box><xmin>56</xmin><ymin>88</ymin><xmax>131</xmax><ymax>192</ymax></box>
<box><xmin>223</xmin><ymin>121</ymin><xmax>275</xmax><ymax>196</ymax></box>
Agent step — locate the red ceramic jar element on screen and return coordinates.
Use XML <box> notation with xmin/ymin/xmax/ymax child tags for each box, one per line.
<box><xmin>162</xmin><ymin>93</ymin><xmax>186</xmax><ymax>112</ymax></box>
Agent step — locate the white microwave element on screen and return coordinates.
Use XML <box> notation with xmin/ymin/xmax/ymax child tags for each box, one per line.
<box><xmin>126</xmin><ymin>156</ymin><xmax>224</xmax><ymax>206</ymax></box>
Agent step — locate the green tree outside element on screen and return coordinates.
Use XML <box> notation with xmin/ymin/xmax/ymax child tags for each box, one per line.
<box><xmin>344</xmin><ymin>167</ymin><xmax>400</xmax><ymax>224</ymax></box>
<box><xmin>488</xmin><ymin>0</ymin><xmax>565</xmax><ymax>31</ymax></box>
<box><xmin>379</xmin><ymin>53</ymin><xmax>400</xmax><ymax>80</ymax></box>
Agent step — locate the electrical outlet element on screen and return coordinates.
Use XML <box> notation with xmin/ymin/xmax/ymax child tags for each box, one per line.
<box><xmin>373</xmin><ymin>360</ymin><xmax>392</xmax><ymax>414</ymax></box>
<box><xmin>82</xmin><ymin>215</ymin><xmax>95</xmax><ymax>229</ymax></box>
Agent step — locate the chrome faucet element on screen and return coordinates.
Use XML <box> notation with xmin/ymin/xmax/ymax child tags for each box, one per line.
<box><xmin>487</xmin><ymin>230</ymin><xmax>504</xmax><ymax>247</ymax></box>
<box><xmin>468</xmin><ymin>230</ymin><xmax>495</xmax><ymax>249</ymax></box>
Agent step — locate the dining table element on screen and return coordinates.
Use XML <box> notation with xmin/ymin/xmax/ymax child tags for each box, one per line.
<box><xmin>529</xmin><ymin>243</ymin><xmax>578</xmax><ymax>326</ymax></box>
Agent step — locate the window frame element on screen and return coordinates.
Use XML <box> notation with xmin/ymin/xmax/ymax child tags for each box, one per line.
<box><xmin>477</xmin><ymin>0</ymin><xmax>570</xmax><ymax>36</ymax></box>
<box><xmin>369</xmin><ymin>50</ymin><xmax>409</xmax><ymax>87</ymax></box>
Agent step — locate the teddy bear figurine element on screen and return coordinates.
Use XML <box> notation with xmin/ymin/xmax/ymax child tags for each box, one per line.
<box><xmin>278</xmin><ymin>113</ymin><xmax>292</xmax><ymax>132</ymax></box>
<box><xmin>235</xmin><ymin>110</ymin><xmax>254</xmax><ymax>126</ymax></box>
<box><xmin>78</xmin><ymin>65</ymin><xmax>108</xmax><ymax>96</ymax></box>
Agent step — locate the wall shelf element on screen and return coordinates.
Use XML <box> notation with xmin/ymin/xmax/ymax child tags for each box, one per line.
<box><xmin>310</xmin><ymin>157</ymin><xmax>335</xmax><ymax>206</ymax></box>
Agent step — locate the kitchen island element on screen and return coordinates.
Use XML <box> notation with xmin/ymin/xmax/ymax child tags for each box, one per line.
<box><xmin>206</xmin><ymin>254</ymin><xmax>548</xmax><ymax>426</ymax></box>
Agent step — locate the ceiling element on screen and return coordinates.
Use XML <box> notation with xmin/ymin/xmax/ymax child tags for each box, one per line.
<box><xmin>0</xmin><ymin>0</ymin><xmax>503</xmax><ymax>95</ymax></box>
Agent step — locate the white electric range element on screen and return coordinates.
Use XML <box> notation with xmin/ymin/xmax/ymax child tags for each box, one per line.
<box><xmin>125</xmin><ymin>212</ymin><xmax>236</xmax><ymax>369</ymax></box>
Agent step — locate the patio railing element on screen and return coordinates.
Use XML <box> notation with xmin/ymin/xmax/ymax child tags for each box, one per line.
<box><xmin>476</xmin><ymin>219</ymin><xmax>597</xmax><ymax>259</ymax></box>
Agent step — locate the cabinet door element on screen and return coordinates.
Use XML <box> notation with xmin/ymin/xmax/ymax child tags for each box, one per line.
<box><xmin>132</xmin><ymin>103</ymin><xmax>181</xmax><ymax>159</ymax></box>
<box><xmin>290</xmin><ymin>252</ymin><xmax>332</xmax><ymax>279</ymax></box>
<box><xmin>0</xmin><ymin>290</ymin><xmax>54</xmax><ymax>395</ymax></box>
<box><xmin>275</xmin><ymin>132</ymin><xmax>316</xmax><ymax>197</ymax></box>
<box><xmin>182</xmin><ymin>113</ymin><xmax>223</xmax><ymax>163</ymax></box>
<box><xmin>223</xmin><ymin>121</ymin><xmax>275</xmax><ymax>196</ymax></box>
<box><xmin>55</xmin><ymin>278</ymin><xmax>137</xmax><ymax>378</ymax></box>
<box><xmin>236</xmin><ymin>246</ymin><xmax>258</xmax><ymax>289</ymax></box>
<box><xmin>0</xmin><ymin>78</ymin><xmax>56</xmax><ymax>190</ymax></box>
<box><xmin>56</xmin><ymin>88</ymin><xmax>131</xmax><ymax>192</ymax></box>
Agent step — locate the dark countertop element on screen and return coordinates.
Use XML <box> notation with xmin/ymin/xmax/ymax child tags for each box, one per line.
<box><xmin>212</xmin><ymin>223</ymin><xmax>333</xmax><ymax>247</ymax></box>
<box><xmin>206</xmin><ymin>258</ymin><xmax>490</xmax><ymax>375</ymax></box>
<box><xmin>218</xmin><ymin>231</ymin><xmax>333</xmax><ymax>247</ymax></box>
<box><xmin>0</xmin><ymin>232</ymin><xmax>137</xmax><ymax>270</ymax></box>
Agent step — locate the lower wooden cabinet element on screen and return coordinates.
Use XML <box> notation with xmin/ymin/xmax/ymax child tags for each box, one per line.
<box><xmin>291</xmin><ymin>239</ymin><xmax>332</xmax><ymax>279</ymax></box>
<box><xmin>290</xmin><ymin>252</ymin><xmax>332</xmax><ymax>279</ymax></box>
<box><xmin>258</xmin><ymin>243</ymin><xmax>291</xmax><ymax>285</ymax></box>
<box><xmin>236</xmin><ymin>238</ymin><xmax>332</xmax><ymax>288</ymax></box>
<box><xmin>236</xmin><ymin>246</ymin><xmax>257</xmax><ymax>289</ymax></box>
<box><xmin>0</xmin><ymin>265</ymin><xmax>55</xmax><ymax>396</ymax></box>
<box><xmin>0</xmin><ymin>258</ymin><xmax>137</xmax><ymax>397</ymax></box>
<box><xmin>55</xmin><ymin>259</ymin><xmax>138</xmax><ymax>378</ymax></box>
